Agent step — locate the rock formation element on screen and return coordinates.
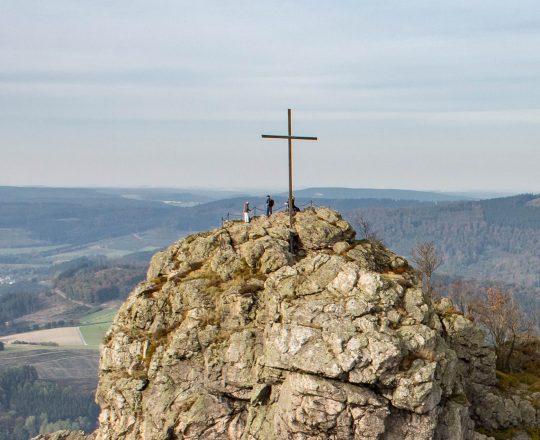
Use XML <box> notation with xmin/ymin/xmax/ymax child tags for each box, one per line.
<box><xmin>34</xmin><ymin>208</ymin><xmax>540</xmax><ymax>439</ymax></box>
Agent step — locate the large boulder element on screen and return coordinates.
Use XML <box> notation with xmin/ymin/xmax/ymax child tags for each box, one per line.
<box><xmin>33</xmin><ymin>208</ymin><xmax>535</xmax><ymax>439</ymax></box>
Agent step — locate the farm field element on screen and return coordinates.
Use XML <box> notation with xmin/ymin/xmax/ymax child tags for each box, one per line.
<box><xmin>80</xmin><ymin>307</ymin><xmax>119</xmax><ymax>325</ymax></box>
<box><xmin>79</xmin><ymin>322</ymin><xmax>112</xmax><ymax>347</ymax></box>
<box><xmin>0</xmin><ymin>326</ymin><xmax>86</xmax><ymax>346</ymax></box>
<box><xmin>0</xmin><ymin>346</ymin><xmax>99</xmax><ymax>392</ymax></box>
<box><xmin>79</xmin><ymin>306</ymin><xmax>119</xmax><ymax>347</ymax></box>
<box><xmin>1</xmin><ymin>306</ymin><xmax>120</xmax><ymax>349</ymax></box>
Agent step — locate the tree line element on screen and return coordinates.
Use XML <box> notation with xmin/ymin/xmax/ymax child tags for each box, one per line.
<box><xmin>0</xmin><ymin>365</ymin><xmax>99</xmax><ymax>440</ymax></box>
<box><xmin>0</xmin><ymin>290</ymin><xmax>42</xmax><ymax>326</ymax></box>
<box><xmin>53</xmin><ymin>258</ymin><xmax>145</xmax><ymax>304</ymax></box>
<box><xmin>348</xmin><ymin>196</ymin><xmax>540</xmax><ymax>288</ymax></box>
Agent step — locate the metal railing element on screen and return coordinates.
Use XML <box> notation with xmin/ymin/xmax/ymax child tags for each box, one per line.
<box><xmin>220</xmin><ymin>200</ymin><xmax>323</xmax><ymax>227</ymax></box>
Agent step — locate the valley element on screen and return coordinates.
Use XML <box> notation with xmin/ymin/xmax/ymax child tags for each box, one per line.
<box><xmin>0</xmin><ymin>186</ymin><xmax>538</xmax><ymax>439</ymax></box>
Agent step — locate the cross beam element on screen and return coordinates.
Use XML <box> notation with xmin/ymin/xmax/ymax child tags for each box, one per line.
<box><xmin>261</xmin><ymin>109</ymin><xmax>317</xmax><ymax>252</ymax></box>
<box><xmin>262</xmin><ymin>135</ymin><xmax>317</xmax><ymax>140</ymax></box>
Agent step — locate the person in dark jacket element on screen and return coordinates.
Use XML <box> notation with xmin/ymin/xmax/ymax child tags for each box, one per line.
<box><xmin>266</xmin><ymin>195</ymin><xmax>274</xmax><ymax>216</ymax></box>
<box><xmin>292</xmin><ymin>197</ymin><xmax>300</xmax><ymax>212</ymax></box>
<box><xmin>285</xmin><ymin>196</ymin><xmax>300</xmax><ymax>213</ymax></box>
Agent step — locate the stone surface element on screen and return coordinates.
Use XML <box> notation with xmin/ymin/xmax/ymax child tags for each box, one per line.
<box><xmin>34</xmin><ymin>208</ymin><xmax>540</xmax><ymax>440</ymax></box>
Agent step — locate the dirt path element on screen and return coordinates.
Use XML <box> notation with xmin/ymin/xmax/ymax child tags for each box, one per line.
<box><xmin>77</xmin><ymin>327</ymin><xmax>88</xmax><ymax>346</ymax></box>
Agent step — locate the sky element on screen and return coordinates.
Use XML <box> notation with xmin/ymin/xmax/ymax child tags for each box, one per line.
<box><xmin>1</xmin><ymin>1</ymin><xmax>539</xmax><ymax>192</ymax></box>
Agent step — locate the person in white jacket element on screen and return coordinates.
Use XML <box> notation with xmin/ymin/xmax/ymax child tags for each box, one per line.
<box><xmin>243</xmin><ymin>202</ymin><xmax>251</xmax><ymax>223</ymax></box>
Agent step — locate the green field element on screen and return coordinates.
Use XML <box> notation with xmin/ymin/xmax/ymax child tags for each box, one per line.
<box><xmin>79</xmin><ymin>323</ymin><xmax>112</xmax><ymax>347</ymax></box>
<box><xmin>79</xmin><ymin>307</ymin><xmax>119</xmax><ymax>347</ymax></box>
<box><xmin>80</xmin><ymin>307</ymin><xmax>119</xmax><ymax>325</ymax></box>
<box><xmin>0</xmin><ymin>307</ymin><xmax>119</xmax><ymax>353</ymax></box>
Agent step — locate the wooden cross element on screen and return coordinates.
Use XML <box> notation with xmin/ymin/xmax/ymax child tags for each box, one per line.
<box><xmin>262</xmin><ymin>109</ymin><xmax>317</xmax><ymax>250</ymax></box>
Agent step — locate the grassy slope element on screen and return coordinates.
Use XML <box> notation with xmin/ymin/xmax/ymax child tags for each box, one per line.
<box><xmin>79</xmin><ymin>307</ymin><xmax>119</xmax><ymax>347</ymax></box>
<box><xmin>79</xmin><ymin>307</ymin><xmax>119</xmax><ymax>325</ymax></box>
<box><xmin>79</xmin><ymin>323</ymin><xmax>112</xmax><ymax>347</ymax></box>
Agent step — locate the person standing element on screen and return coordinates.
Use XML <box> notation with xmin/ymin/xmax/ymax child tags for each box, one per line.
<box><xmin>285</xmin><ymin>196</ymin><xmax>299</xmax><ymax>213</ymax></box>
<box><xmin>266</xmin><ymin>195</ymin><xmax>274</xmax><ymax>217</ymax></box>
<box><xmin>292</xmin><ymin>196</ymin><xmax>300</xmax><ymax>212</ymax></box>
<box><xmin>243</xmin><ymin>201</ymin><xmax>251</xmax><ymax>223</ymax></box>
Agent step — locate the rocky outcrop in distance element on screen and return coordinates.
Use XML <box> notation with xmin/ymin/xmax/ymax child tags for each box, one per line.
<box><xmin>34</xmin><ymin>208</ymin><xmax>540</xmax><ymax>440</ymax></box>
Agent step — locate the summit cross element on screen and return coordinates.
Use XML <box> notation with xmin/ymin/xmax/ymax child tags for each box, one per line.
<box><xmin>261</xmin><ymin>109</ymin><xmax>317</xmax><ymax>237</ymax></box>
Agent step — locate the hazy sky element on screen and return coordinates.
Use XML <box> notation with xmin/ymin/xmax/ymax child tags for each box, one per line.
<box><xmin>1</xmin><ymin>1</ymin><xmax>539</xmax><ymax>192</ymax></box>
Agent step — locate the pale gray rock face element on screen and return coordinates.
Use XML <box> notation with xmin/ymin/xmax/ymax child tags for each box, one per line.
<box><xmin>469</xmin><ymin>383</ymin><xmax>538</xmax><ymax>430</ymax></box>
<box><xmin>32</xmin><ymin>208</ymin><xmax>538</xmax><ymax>440</ymax></box>
<box><xmin>439</xmin><ymin>309</ymin><xmax>540</xmax><ymax>432</ymax></box>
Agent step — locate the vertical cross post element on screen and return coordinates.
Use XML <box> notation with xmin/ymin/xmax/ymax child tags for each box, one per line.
<box><xmin>287</xmin><ymin>109</ymin><xmax>293</xmax><ymax>229</ymax></box>
<box><xmin>262</xmin><ymin>109</ymin><xmax>317</xmax><ymax>253</ymax></box>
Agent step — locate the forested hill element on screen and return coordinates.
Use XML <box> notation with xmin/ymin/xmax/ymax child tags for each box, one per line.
<box><xmin>349</xmin><ymin>194</ymin><xmax>540</xmax><ymax>288</ymax></box>
<box><xmin>288</xmin><ymin>187</ymin><xmax>473</xmax><ymax>202</ymax></box>
<box><xmin>0</xmin><ymin>365</ymin><xmax>98</xmax><ymax>439</ymax></box>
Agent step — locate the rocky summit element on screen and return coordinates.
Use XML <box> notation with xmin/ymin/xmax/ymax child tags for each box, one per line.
<box><xmin>35</xmin><ymin>208</ymin><xmax>540</xmax><ymax>440</ymax></box>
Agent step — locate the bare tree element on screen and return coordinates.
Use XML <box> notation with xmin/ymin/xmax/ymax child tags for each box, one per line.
<box><xmin>410</xmin><ymin>241</ymin><xmax>443</xmax><ymax>297</ymax></box>
<box><xmin>447</xmin><ymin>279</ymin><xmax>476</xmax><ymax>315</ymax></box>
<box><xmin>470</xmin><ymin>287</ymin><xmax>531</xmax><ymax>370</ymax></box>
<box><xmin>356</xmin><ymin>214</ymin><xmax>382</xmax><ymax>243</ymax></box>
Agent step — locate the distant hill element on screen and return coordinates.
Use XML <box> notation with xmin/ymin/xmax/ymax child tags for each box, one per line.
<box><xmin>348</xmin><ymin>193</ymin><xmax>540</xmax><ymax>276</ymax></box>
<box><xmin>0</xmin><ymin>186</ymin><xmax>238</xmax><ymax>205</ymax></box>
<box><xmin>0</xmin><ymin>186</ymin><xmax>116</xmax><ymax>202</ymax></box>
<box><xmin>0</xmin><ymin>187</ymin><xmax>185</xmax><ymax>247</ymax></box>
<box><xmin>99</xmin><ymin>188</ymin><xmax>245</xmax><ymax>204</ymax></box>
<box><xmin>285</xmin><ymin>187</ymin><xmax>474</xmax><ymax>202</ymax></box>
